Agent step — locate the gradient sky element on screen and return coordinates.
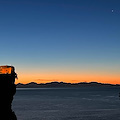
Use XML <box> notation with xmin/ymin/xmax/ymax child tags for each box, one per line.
<box><xmin>0</xmin><ymin>0</ymin><xmax>120</xmax><ymax>84</ymax></box>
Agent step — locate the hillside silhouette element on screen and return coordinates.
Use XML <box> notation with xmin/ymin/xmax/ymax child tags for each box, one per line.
<box><xmin>16</xmin><ymin>82</ymin><xmax>120</xmax><ymax>88</ymax></box>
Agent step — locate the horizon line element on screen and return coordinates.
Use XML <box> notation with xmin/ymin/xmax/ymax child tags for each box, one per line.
<box><xmin>16</xmin><ymin>81</ymin><xmax>120</xmax><ymax>85</ymax></box>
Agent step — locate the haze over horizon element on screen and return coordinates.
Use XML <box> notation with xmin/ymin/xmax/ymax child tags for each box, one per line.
<box><xmin>0</xmin><ymin>0</ymin><xmax>120</xmax><ymax>84</ymax></box>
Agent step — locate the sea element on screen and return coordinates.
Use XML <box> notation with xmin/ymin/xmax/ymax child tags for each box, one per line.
<box><xmin>12</xmin><ymin>87</ymin><xmax>120</xmax><ymax>120</ymax></box>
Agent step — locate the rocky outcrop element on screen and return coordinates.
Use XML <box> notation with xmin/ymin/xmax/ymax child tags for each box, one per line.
<box><xmin>0</xmin><ymin>74</ymin><xmax>17</xmax><ymax>120</ymax></box>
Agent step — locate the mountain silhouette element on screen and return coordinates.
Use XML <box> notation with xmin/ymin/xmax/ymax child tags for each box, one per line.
<box><xmin>16</xmin><ymin>81</ymin><xmax>119</xmax><ymax>88</ymax></box>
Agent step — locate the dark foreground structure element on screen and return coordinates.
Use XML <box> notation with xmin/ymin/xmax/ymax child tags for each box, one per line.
<box><xmin>0</xmin><ymin>66</ymin><xmax>17</xmax><ymax>120</ymax></box>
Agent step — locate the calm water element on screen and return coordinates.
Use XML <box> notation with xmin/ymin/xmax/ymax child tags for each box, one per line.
<box><xmin>13</xmin><ymin>87</ymin><xmax>120</xmax><ymax>120</ymax></box>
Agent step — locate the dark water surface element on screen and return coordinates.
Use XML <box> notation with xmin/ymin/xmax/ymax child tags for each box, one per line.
<box><xmin>13</xmin><ymin>87</ymin><xmax>120</xmax><ymax>120</ymax></box>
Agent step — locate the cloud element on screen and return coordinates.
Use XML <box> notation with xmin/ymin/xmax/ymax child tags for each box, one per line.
<box><xmin>35</xmin><ymin>79</ymin><xmax>60</xmax><ymax>83</ymax></box>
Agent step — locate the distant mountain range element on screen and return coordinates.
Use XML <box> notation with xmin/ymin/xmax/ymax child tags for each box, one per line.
<box><xmin>16</xmin><ymin>82</ymin><xmax>120</xmax><ymax>88</ymax></box>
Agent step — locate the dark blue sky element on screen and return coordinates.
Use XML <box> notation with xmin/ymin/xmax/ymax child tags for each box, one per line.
<box><xmin>0</xmin><ymin>0</ymin><xmax>120</xmax><ymax>83</ymax></box>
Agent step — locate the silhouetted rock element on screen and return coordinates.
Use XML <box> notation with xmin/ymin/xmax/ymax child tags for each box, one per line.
<box><xmin>0</xmin><ymin>65</ymin><xmax>17</xmax><ymax>120</ymax></box>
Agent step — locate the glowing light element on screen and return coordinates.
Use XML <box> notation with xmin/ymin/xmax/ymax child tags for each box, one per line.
<box><xmin>15</xmin><ymin>71</ymin><xmax>120</xmax><ymax>85</ymax></box>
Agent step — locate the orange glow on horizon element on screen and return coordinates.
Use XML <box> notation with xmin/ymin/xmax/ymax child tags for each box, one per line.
<box><xmin>15</xmin><ymin>72</ymin><xmax>120</xmax><ymax>85</ymax></box>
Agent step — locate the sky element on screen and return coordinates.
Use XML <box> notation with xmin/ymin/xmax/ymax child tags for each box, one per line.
<box><xmin>0</xmin><ymin>0</ymin><xmax>120</xmax><ymax>84</ymax></box>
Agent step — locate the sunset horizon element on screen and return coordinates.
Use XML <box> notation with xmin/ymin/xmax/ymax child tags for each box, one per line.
<box><xmin>15</xmin><ymin>71</ymin><xmax>120</xmax><ymax>85</ymax></box>
<box><xmin>1</xmin><ymin>0</ymin><xmax>120</xmax><ymax>119</ymax></box>
<box><xmin>1</xmin><ymin>0</ymin><xmax>120</xmax><ymax>86</ymax></box>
